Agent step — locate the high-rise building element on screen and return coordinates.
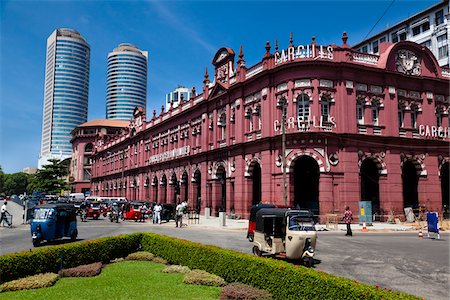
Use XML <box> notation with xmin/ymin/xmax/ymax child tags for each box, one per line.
<box><xmin>39</xmin><ymin>28</ymin><xmax>90</xmax><ymax>168</ymax></box>
<box><xmin>106</xmin><ymin>43</ymin><xmax>148</xmax><ymax>120</ymax></box>
<box><xmin>353</xmin><ymin>0</ymin><xmax>449</xmax><ymax>67</ymax></box>
<box><xmin>165</xmin><ymin>86</ymin><xmax>192</xmax><ymax>110</ymax></box>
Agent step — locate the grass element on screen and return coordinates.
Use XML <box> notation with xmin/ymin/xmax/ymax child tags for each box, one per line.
<box><xmin>1</xmin><ymin>261</ymin><xmax>222</xmax><ymax>300</ymax></box>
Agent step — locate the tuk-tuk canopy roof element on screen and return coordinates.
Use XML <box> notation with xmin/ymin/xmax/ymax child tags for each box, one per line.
<box><xmin>36</xmin><ymin>203</ymin><xmax>76</xmax><ymax>211</ymax></box>
<box><xmin>255</xmin><ymin>208</ymin><xmax>314</xmax><ymax>233</ymax></box>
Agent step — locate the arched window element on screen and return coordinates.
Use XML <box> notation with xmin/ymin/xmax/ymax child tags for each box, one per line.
<box><xmin>356</xmin><ymin>99</ymin><xmax>364</xmax><ymax>125</ymax></box>
<box><xmin>410</xmin><ymin>105</ymin><xmax>418</xmax><ymax>129</ymax></box>
<box><xmin>371</xmin><ymin>101</ymin><xmax>380</xmax><ymax>126</ymax></box>
<box><xmin>436</xmin><ymin>106</ymin><xmax>444</xmax><ymax>127</ymax></box>
<box><xmin>398</xmin><ymin>104</ymin><xmax>405</xmax><ymax>128</ymax></box>
<box><xmin>85</xmin><ymin>143</ymin><xmax>93</xmax><ymax>153</ymax></box>
<box><xmin>218</xmin><ymin>113</ymin><xmax>226</xmax><ymax>140</ymax></box>
<box><xmin>296</xmin><ymin>94</ymin><xmax>310</xmax><ymax>122</ymax></box>
<box><xmin>255</xmin><ymin>105</ymin><xmax>261</xmax><ymax>131</ymax></box>
<box><xmin>321</xmin><ymin>96</ymin><xmax>330</xmax><ymax>122</ymax></box>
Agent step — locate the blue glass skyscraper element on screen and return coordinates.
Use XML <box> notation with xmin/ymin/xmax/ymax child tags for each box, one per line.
<box><xmin>39</xmin><ymin>28</ymin><xmax>90</xmax><ymax>168</ymax></box>
<box><xmin>106</xmin><ymin>43</ymin><xmax>148</xmax><ymax>120</ymax></box>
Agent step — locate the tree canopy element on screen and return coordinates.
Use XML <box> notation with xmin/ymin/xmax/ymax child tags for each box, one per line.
<box><xmin>31</xmin><ymin>159</ymin><xmax>69</xmax><ymax>194</ymax></box>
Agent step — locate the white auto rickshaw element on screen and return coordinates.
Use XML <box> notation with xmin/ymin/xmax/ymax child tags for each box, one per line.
<box><xmin>252</xmin><ymin>208</ymin><xmax>317</xmax><ymax>267</ymax></box>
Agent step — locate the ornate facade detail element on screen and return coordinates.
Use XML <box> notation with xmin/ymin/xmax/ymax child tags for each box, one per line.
<box><xmin>396</xmin><ymin>49</ymin><xmax>421</xmax><ymax>76</ymax></box>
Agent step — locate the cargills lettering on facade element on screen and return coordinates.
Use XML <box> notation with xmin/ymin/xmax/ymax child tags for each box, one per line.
<box><xmin>90</xmin><ymin>33</ymin><xmax>449</xmax><ymax>220</ymax></box>
<box><xmin>149</xmin><ymin>146</ymin><xmax>190</xmax><ymax>164</ymax></box>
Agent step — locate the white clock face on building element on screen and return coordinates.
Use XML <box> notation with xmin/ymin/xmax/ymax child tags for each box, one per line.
<box><xmin>216</xmin><ymin>51</ymin><xmax>228</xmax><ymax>63</ymax></box>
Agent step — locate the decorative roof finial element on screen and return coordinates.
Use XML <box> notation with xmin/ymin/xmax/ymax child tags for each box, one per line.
<box><xmin>161</xmin><ymin>105</ymin><xmax>165</xmax><ymax>114</ymax></box>
<box><xmin>237</xmin><ymin>45</ymin><xmax>245</xmax><ymax>66</ymax></box>
<box><xmin>342</xmin><ymin>32</ymin><xmax>348</xmax><ymax>46</ymax></box>
<box><xmin>265</xmin><ymin>41</ymin><xmax>271</xmax><ymax>53</ymax></box>
<box><xmin>203</xmin><ymin>67</ymin><xmax>210</xmax><ymax>84</ymax></box>
<box><xmin>311</xmin><ymin>36</ymin><xmax>316</xmax><ymax>45</ymax></box>
<box><xmin>289</xmin><ymin>32</ymin><xmax>294</xmax><ymax>47</ymax></box>
<box><xmin>275</xmin><ymin>39</ymin><xmax>279</xmax><ymax>52</ymax></box>
<box><xmin>191</xmin><ymin>86</ymin><xmax>196</xmax><ymax>97</ymax></box>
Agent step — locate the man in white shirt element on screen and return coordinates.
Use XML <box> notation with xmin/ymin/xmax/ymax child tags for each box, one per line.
<box><xmin>1</xmin><ymin>201</ymin><xmax>11</xmax><ymax>227</ymax></box>
<box><xmin>175</xmin><ymin>202</ymin><xmax>184</xmax><ymax>227</ymax></box>
<box><xmin>153</xmin><ymin>203</ymin><xmax>162</xmax><ymax>224</ymax></box>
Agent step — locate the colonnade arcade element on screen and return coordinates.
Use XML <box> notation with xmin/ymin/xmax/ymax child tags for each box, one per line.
<box><xmin>93</xmin><ymin>152</ymin><xmax>449</xmax><ymax>218</ymax></box>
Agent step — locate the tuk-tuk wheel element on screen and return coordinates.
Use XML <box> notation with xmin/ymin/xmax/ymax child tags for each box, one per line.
<box><xmin>302</xmin><ymin>257</ymin><xmax>314</xmax><ymax>268</ymax></box>
<box><xmin>252</xmin><ymin>246</ymin><xmax>262</xmax><ymax>257</ymax></box>
<box><xmin>70</xmin><ymin>230</ymin><xmax>78</xmax><ymax>242</ymax></box>
<box><xmin>32</xmin><ymin>238</ymin><xmax>40</xmax><ymax>247</ymax></box>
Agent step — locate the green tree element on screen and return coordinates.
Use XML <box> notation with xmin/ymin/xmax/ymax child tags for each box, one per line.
<box><xmin>0</xmin><ymin>166</ymin><xmax>4</xmax><ymax>196</ymax></box>
<box><xmin>3</xmin><ymin>172</ymin><xmax>30</xmax><ymax>195</ymax></box>
<box><xmin>33</xmin><ymin>159</ymin><xmax>69</xmax><ymax>194</ymax></box>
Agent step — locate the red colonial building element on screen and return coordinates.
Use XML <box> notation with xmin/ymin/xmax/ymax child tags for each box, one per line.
<box><xmin>90</xmin><ymin>34</ymin><xmax>449</xmax><ymax>220</ymax></box>
<box><xmin>70</xmin><ymin>119</ymin><xmax>128</xmax><ymax>194</ymax></box>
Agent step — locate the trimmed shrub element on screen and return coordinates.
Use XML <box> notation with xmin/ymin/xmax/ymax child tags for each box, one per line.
<box><xmin>0</xmin><ymin>273</ymin><xmax>58</xmax><ymax>292</ymax></box>
<box><xmin>162</xmin><ymin>265</ymin><xmax>191</xmax><ymax>274</ymax></box>
<box><xmin>152</xmin><ymin>256</ymin><xmax>168</xmax><ymax>265</ymax></box>
<box><xmin>183</xmin><ymin>269</ymin><xmax>227</xmax><ymax>287</ymax></box>
<box><xmin>220</xmin><ymin>283</ymin><xmax>273</xmax><ymax>300</ymax></box>
<box><xmin>125</xmin><ymin>251</ymin><xmax>155</xmax><ymax>261</ymax></box>
<box><xmin>0</xmin><ymin>233</ymin><xmax>142</xmax><ymax>283</ymax></box>
<box><xmin>140</xmin><ymin>233</ymin><xmax>418</xmax><ymax>300</ymax></box>
<box><xmin>59</xmin><ymin>262</ymin><xmax>102</xmax><ymax>277</ymax></box>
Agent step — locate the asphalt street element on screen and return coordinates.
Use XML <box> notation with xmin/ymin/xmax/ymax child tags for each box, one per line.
<box><xmin>1</xmin><ymin>217</ymin><xmax>449</xmax><ymax>300</ymax></box>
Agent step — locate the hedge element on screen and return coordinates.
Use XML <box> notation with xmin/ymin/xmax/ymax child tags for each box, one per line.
<box><xmin>0</xmin><ymin>233</ymin><xmax>141</xmax><ymax>282</ymax></box>
<box><xmin>140</xmin><ymin>233</ymin><xmax>418</xmax><ymax>300</ymax></box>
<box><xmin>0</xmin><ymin>232</ymin><xmax>418</xmax><ymax>299</ymax></box>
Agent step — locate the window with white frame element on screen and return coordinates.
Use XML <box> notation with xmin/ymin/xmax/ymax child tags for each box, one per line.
<box><xmin>421</xmin><ymin>40</ymin><xmax>432</xmax><ymax>51</ymax></box>
<box><xmin>218</xmin><ymin>113</ymin><xmax>226</xmax><ymax>140</ymax></box>
<box><xmin>321</xmin><ymin>96</ymin><xmax>330</xmax><ymax>122</ymax></box>
<box><xmin>435</xmin><ymin>9</ymin><xmax>444</xmax><ymax>26</ymax></box>
<box><xmin>371</xmin><ymin>101</ymin><xmax>379</xmax><ymax>126</ymax></box>
<box><xmin>356</xmin><ymin>100</ymin><xmax>365</xmax><ymax>125</ymax></box>
<box><xmin>437</xmin><ymin>34</ymin><xmax>448</xmax><ymax>59</ymax></box>
<box><xmin>411</xmin><ymin>106</ymin><xmax>418</xmax><ymax>129</ymax></box>
<box><xmin>436</xmin><ymin>110</ymin><xmax>443</xmax><ymax>127</ymax></box>
<box><xmin>255</xmin><ymin>105</ymin><xmax>261</xmax><ymax>131</ymax></box>
<box><xmin>296</xmin><ymin>94</ymin><xmax>310</xmax><ymax>123</ymax></box>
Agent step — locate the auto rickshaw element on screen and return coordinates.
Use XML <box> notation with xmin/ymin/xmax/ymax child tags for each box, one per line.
<box><xmin>122</xmin><ymin>202</ymin><xmax>143</xmax><ymax>221</ymax></box>
<box><xmin>86</xmin><ymin>201</ymin><xmax>101</xmax><ymax>219</ymax></box>
<box><xmin>247</xmin><ymin>203</ymin><xmax>291</xmax><ymax>241</ymax></box>
<box><xmin>252</xmin><ymin>208</ymin><xmax>317</xmax><ymax>267</ymax></box>
<box><xmin>30</xmin><ymin>203</ymin><xmax>78</xmax><ymax>247</ymax></box>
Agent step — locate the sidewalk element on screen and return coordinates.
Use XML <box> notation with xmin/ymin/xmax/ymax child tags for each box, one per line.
<box><xmin>168</xmin><ymin>215</ymin><xmax>419</xmax><ymax>232</ymax></box>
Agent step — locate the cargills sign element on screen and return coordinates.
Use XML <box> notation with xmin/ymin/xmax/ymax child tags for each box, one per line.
<box><xmin>275</xmin><ymin>43</ymin><xmax>334</xmax><ymax>65</ymax></box>
<box><xmin>150</xmin><ymin>146</ymin><xmax>190</xmax><ymax>164</ymax></box>
<box><xmin>418</xmin><ymin>125</ymin><xmax>449</xmax><ymax>139</ymax></box>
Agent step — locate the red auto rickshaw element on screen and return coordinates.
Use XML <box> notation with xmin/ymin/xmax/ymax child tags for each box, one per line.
<box><xmin>122</xmin><ymin>202</ymin><xmax>143</xmax><ymax>221</ymax></box>
<box><xmin>87</xmin><ymin>201</ymin><xmax>101</xmax><ymax>219</ymax></box>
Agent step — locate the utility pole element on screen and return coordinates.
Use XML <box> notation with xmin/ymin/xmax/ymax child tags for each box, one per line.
<box><xmin>278</xmin><ymin>96</ymin><xmax>288</xmax><ymax>206</ymax></box>
<box><xmin>121</xmin><ymin>150</ymin><xmax>125</xmax><ymax>198</ymax></box>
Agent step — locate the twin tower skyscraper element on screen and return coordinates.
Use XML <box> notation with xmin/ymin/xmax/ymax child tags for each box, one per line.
<box><xmin>38</xmin><ymin>28</ymin><xmax>147</xmax><ymax>168</ymax></box>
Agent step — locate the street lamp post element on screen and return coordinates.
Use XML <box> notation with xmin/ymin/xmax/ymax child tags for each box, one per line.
<box><xmin>277</xmin><ymin>96</ymin><xmax>288</xmax><ymax>206</ymax></box>
<box><xmin>120</xmin><ymin>150</ymin><xmax>125</xmax><ymax>198</ymax></box>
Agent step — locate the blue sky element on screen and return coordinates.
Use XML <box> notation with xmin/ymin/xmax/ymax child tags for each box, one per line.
<box><xmin>0</xmin><ymin>0</ymin><xmax>441</xmax><ymax>173</ymax></box>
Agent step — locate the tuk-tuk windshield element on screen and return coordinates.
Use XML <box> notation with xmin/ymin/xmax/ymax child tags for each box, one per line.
<box><xmin>34</xmin><ymin>208</ymin><xmax>55</xmax><ymax>220</ymax></box>
<box><xmin>91</xmin><ymin>202</ymin><xmax>101</xmax><ymax>208</ymax></box>
<box><xmin>288</xmin><ymin>216</ymin><xmax>316</xmax><ymax>231</ymax></box>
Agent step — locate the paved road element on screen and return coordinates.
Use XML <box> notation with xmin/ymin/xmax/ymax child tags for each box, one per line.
<box><xmin>1</xmin><ymin>216</ymin><xmax>448</xmax><ymax>300</ymax></box>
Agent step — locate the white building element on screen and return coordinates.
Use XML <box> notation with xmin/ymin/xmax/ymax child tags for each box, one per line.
<box><xmin>39</xmin><ymin>28</ymin><xmax>90</xmax><ymax>168</ymax></box>
<box><xmin>353</xmin><ymin>0</ymin><xmax>449</xmax><ymax>67</ymax></box>
<box><xmin>165</xmin><ymin>86</ymin><xmax>192</xmax><ymax>110</ymax></box>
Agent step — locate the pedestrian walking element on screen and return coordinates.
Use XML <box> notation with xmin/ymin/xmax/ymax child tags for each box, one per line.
<box><xmin>153</xmin><ymin>203</ymin><xmax>162</xmax><ymax>224</ymax></box>
<box><xmin>175</xmin><ymin>202</ymin><xmax>184</xmax><ymax>227</ymax></box>
<box><xmin>1</xmin><ymin>201</ymin><xmax>11</xmax><ymax>227</ymax></box>
<box><xmin>343</xmin><ymin>206</ymin><xmax>353</xmax><ymax>236</ymax></box>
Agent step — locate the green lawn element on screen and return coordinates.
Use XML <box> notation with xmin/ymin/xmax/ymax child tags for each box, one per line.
<box><xmin>1</xmin><ymin>261</ymin><xmax>222</xmax><ymax>300</ymax></box>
